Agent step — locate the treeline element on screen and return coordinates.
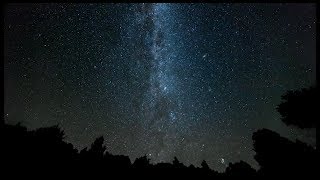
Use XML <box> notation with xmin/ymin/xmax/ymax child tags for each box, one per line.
<box><xmin>1</xmin><ymin>86</ymin><xmax>317</xmax><ymax>178</ymax></box>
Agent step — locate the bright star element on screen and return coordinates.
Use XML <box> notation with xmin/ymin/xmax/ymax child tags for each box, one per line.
<box><xmin>221</xmin><ymin>158</ymin><xmax>225</xmax><ymax>164</ymax></box>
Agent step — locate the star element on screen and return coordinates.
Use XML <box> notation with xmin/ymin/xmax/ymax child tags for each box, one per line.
<box><xmin>4</xmin><ymin>3</ymin><xmax>316</xmax><ymax>172</ymax></box>
<box><xmin>221</xmin><ymin>158</ymin><xmax>225</xmax><ymax>164</ymax></box>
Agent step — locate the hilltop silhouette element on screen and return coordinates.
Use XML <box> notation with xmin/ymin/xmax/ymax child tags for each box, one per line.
<box><xmin>2</xmin><ymin>86</ymin><xmax>317</xmax><ymax>178</ymax></box>
<box><xmin>253</xmin><ymin>128</ymin><xmax>316</xmax><ymax>177</ymax></box>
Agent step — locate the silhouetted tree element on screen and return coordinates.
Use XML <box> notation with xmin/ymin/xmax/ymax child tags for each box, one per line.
<box><xmin>201</xmin><ymin>160</ymin><xmax>210</xmax><ymax>170</ymax></box>
<box><xmin>88</xmin><ymin>136</ymin><xmax>106</xmax><ymax>159</ymax></box>
<box><xmin>34</xmin><ymin>124</ymin><xmax>65</xmax><ymax>142</ymax></box>
<box><xmin>225</xmin><ymin>161</ymin><xmax>256</xmax><ymax>177</ymax></box>
<box><xmin>3</xmin><ymin>123</ymin><xmax>79</xmax><ymax>175</ymax></box>
<box><xmin>133</xmin><ymin>155</ymin><xmax>151</xmax><ymax>169</ymax></box>
<box><xmin>172</xmin><ymin>156</ymin><xmax>185</xmax><ymax>168</ymax></box>
<box><xmin>276</xmin><ymin>86</ymin><xmax>317</xmax><ymax>129</ymax></box>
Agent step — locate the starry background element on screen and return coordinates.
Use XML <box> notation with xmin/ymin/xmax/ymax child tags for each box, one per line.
<box><xmin>4</xmin><ymin>3</ymin><xmax>316</xmax><ymax>171</ymax></box>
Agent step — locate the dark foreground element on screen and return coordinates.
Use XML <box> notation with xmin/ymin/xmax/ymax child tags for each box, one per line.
<box><xmin>1</xmin><ymin>122</ymin><xmax>316</xmax><ymax>178</ymax></box>
<box><xmin>2</xmin><ymin>87</ymin><xmax>317</xmax><ymax>178</ymax></box>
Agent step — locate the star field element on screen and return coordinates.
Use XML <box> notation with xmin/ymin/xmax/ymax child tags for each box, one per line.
<box><xmin>4</xmin><ymin>3</ymin><xmax>316</xmax><ymax>171</ymax></box>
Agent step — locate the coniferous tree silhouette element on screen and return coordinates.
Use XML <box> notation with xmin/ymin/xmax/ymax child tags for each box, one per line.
<box><xmin>172</xmin><ymin>156</ymin><xmax>185</xmax><ymax>169</ymax></box>
<box><xmin>88</xmin><ymin>136</ymin><xmax>106</xmax><ymax>159</ymax></box>
<box><xmin>201</xmin><ymin>160</ymin><xmax>210</xmax><ymax>170</ymax></box>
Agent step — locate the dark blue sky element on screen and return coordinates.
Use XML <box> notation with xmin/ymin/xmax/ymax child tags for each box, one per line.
<box><xmin>4</xmin><ymin>3</ymin><xmax>316</xmax><ymax>171</ymax></box>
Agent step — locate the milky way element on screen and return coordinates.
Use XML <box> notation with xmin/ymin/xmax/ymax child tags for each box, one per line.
<box><xmin>139</xmin><ymin>4</ymin><xmax>180</xmax><ymax>162</ymax></box>
<box><xmin>4</xmin><ymin>3</ymin><xmax>316</xmax><ymax>171</ymax></box>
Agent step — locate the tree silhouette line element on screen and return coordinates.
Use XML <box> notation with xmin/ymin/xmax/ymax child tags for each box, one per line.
<box><xmin>1</xmin><ymin>86</ymin><xmax>317</xmax><ymax>178</ymax></box>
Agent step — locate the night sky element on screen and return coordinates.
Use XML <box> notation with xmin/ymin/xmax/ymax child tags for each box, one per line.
<box><xmin>4</xmin><ymin>3</ymin><xmax>316</xmax><ymax>171</ymax></box>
